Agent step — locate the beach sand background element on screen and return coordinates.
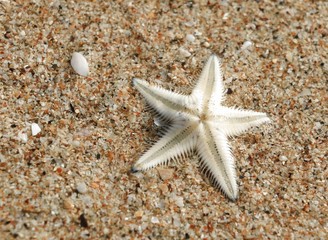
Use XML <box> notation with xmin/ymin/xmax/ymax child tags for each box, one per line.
<box><xmin>0</xmin><ymin>0</ymin><xmax>327</xmax><ymax>239</ymax></box>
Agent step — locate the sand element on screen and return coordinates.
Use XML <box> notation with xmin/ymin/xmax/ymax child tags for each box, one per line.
<box><xmin>0</xmin><ymin>0</ymin><xmax>327</xmax><ymax>239</ymax></box>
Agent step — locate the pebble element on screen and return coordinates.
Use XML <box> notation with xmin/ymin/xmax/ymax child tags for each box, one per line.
<box><xmin>157</xmin><ymin>168</ymin><xmax>174</xmax><ymax>181</ymax></box>
<box><xmin>178</xmin><ymin>47</ymin><xmax>191</xmax><ymax>58</ymax></box>
<box><xmin>31</xmin><ymin>123</ymin><xmax>41</xmax><ymax>136</ymax></box>
<box><xmin>314</xmin><ymin>122</ymin><xmax>322</xmax><ymax>130</ymax></box>
<box><xmin>158</xmin><ymin>183</ymin><xmax>169</xmax><ymax>193</ymax></box>
<box><xmin>18</xmin><ymin>132</ymin><xmax>28</xmax><ymax>142</ymax></box>
<box><xmin>194</xmin><ymin>30</ymin><xmax>202</xmax><ymax>36</ymax></box>
<box><xmin>240</xmin><ymin>41</ymin><xmax>253</xmax><ymax>51</ymax></box>
<box><xmin>81</xmin><ymin>195</ymin><xmax>93</xmax><ymax>206</ymax></box>
<box><xmin>184</xmin><ymin>21</ymin><xmax>194</xmax><ymax>27</ymax></box>
<box><xmin>151</xmin><ymin>216</ymin><xmax>160</xmax><ymax>224</ymax></box>
<box><xmin>63</xmin><ymin>198</ymin><xmax>74</xmax><ymax>210</ymax></box>
<box><xmin>286</xmin><ymin>51</ymin><xmax>294</xmax><ymax>62</ymax></box>
<box><xmin>71</xmin><ymin>52</ymin><xmax>89</xmax><ymax>76</ymax></box>
<box><xmin>103</xmin><ymin>228</ymin><xmax>110</xmax><ymax>235</ymax></box>
<box><xmin>174</xmin><ymin>196</ymin><xmax>184</xmax><ymax>207</ymax></box>
<box><xmin>134</xmin><ymin>210</ymin><xmax>143</xmax><ymax>218</ymax></box>
<box><xmin>279</xmin><ymin>155</ymin><xmax>288</xmax><ymax>162</ymax></box>
<box><xmin>186</xmin><ymin>34</ymin><xmax>195</xmax><ymax>42</ymax></box>
<box><xmin>298</xmin><ymin>88</ymin><xmax>311</xmax><ymax>97</ymax></box>
<box><xmin>173</xmin><ymin>215</ymin><xmax>181</xmax><ymax>227</ymax></box>
<box><xmin>76</xmin><ymin>181</ymin><xmax>88</xmax><ymax>193</ymax></box>
<box><xmin>0</xmin><ymin>153</ymin><xmax>5</xmax><ymax>162</ymax></box>
<box><xmin>203</xmin><ymin>41</ymin><xmax>210</xmax><ymax>48</ymax></box>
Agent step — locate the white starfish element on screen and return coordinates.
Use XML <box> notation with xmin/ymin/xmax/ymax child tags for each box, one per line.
<box><xmin>132</xmin><ymin>55</ymin><xmax>270</xmax><ymax>201</ymax></box>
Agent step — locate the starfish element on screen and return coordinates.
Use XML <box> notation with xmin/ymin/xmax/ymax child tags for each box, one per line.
<box><xmin>132</xmin><ymin>55</ymin><xmax>270</xmax><ymax>201</ymax></box>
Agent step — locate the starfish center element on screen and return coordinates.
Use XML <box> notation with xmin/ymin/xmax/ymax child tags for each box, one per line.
<box><xmin>199</xmin><ymin>113</ymin><xmax>208</xmax><ymax>121</ymax></box>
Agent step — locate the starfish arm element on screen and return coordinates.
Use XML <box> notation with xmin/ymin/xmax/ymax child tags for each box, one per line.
<box><xmin>132</xmin><ymin>121</ymin><xmax>198</xmax><ymax>172</ymax></box>
<box><xmin>197</xmin><ymin>123</ymin><xmax>238</xmax><ymax>201</ymax></box>
<box><xmin>133</xmin><ymin>78</ymin><xmax>193</xmax><ymax>121</ymax></box>
<box><xmin>191</xmin><ymin>55</ymin><xmax>225</xmax><ymax>112</ymax></box>
<box><xmin>210</xmin><ymin>107</ymin><xmax>271</xmax><ymax>137</ymax></box>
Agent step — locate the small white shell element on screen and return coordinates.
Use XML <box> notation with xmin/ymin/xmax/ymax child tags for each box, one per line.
<box><xmin>71</xmin><ymin>52</ymin><xmax>89</xmax><ymax>76</ymax></box>
<box><xmin>31</xmin><ymin>123</ymin><xmax>41</xmax><ymax>136</ymax></box>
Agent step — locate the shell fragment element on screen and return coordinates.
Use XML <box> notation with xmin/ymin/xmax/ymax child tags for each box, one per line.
<box><xmin>31</xmin><ymin>123</ymin><xmax>41</xmax><ymax>136</ymax></box>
